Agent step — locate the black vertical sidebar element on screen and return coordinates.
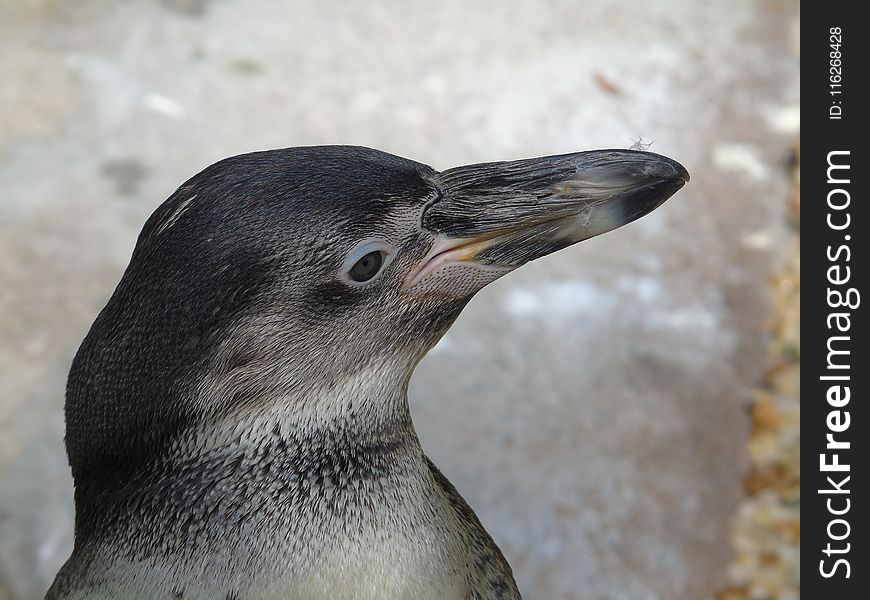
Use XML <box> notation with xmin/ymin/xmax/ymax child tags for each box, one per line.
<box><xmin>803</xmin><ymin>4</ymin><xmax>867</xmax><ymax>598</ymax></box>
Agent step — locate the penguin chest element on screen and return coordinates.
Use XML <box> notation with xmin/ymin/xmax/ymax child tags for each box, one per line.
<box><xmin>273</xmin><ymin>527</ymin><xmax>468</xmax><ymax>599</ymax></box>
<box><xmin>253</xmin><ymin>492</ymin><xmax>472</xmax><ymax>600</ymax></box>
<box><xmin>242</xmin><ymin>466</ymin><xmax>469</xmax><ymax>600</ymax></box>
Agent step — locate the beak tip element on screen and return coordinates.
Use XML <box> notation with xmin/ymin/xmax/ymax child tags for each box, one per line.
<box><xmin>650</xmin><ymin>154</ymin><xmax>690</xmax><ymax>184</ymax></box>
<box><xmin>674</xmin><ymin>162</ymin><xmax>690</xmax><ymax>183</ymax></box>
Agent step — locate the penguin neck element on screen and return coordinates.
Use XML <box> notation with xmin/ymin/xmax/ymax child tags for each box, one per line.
<box><xmin>192</xmin><ymin>361</ymin><xmax>420</xmax><ymax>457</ymax></box>
<box><xmin>74</xmin><ymin>364</ymin><xmax>427</xmax><ymax>536</ymax></box>
<box><xmin>69</xmin><ymin>368</ymin><xmax>440</xmax><ymax>571</ymax></box>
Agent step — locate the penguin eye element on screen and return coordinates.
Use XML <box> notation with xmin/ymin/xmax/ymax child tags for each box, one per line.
<box><xmin>349</xmin><ymin>251</ymin><xmax>384</xmax><ymax>282</ymax></box>
<box><xmin>340</xmin><ymin>240</ymin><xmax>396</xmax><ymax>286</ymax></box>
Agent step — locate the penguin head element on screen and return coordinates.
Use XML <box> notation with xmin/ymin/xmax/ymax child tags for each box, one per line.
<box><xmin>66</xmin><ymin>145</ymin><xmax>687</xmax><ymax>483</ymax></box>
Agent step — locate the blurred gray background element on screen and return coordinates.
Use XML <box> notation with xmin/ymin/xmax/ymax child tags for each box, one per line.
<box><xmin>1</xmin><ymin>1</ymin><xmax>799</xmax><ymax>598</ymax></box>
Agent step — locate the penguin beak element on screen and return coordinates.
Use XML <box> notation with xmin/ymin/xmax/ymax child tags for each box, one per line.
<box><xmin>403</xmin><ymin>149</ymin><xmax>689</xmax><ymax>296</ymax></box>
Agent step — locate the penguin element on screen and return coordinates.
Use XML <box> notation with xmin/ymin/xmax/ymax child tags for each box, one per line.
<box><xmin>47</xmin><ymin>146</ymin><xmax>688</xmax><ymax>599</ymax></box>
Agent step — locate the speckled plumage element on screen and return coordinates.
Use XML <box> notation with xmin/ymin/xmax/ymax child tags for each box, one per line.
<box><xmin>48</xmin><ymin>145</ymin><xmax>686</xmax><ymax>599</ymax></box>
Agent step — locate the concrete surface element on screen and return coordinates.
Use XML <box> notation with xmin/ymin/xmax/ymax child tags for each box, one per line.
<box><xmin>0</xmin><ymin>0</ymin><xmax>799</xmax><ymax>598</ymax></box>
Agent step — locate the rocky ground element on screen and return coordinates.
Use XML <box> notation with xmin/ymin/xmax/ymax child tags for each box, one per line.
<box><xmin>1</xmin><ymin>1</ymin><xmax>799</xmax><ymax>598</ymax></box>
<box><xmin>718</xmin><ymin>145</ymin><xmax>800</xmax><ymax>600</ymax></box>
